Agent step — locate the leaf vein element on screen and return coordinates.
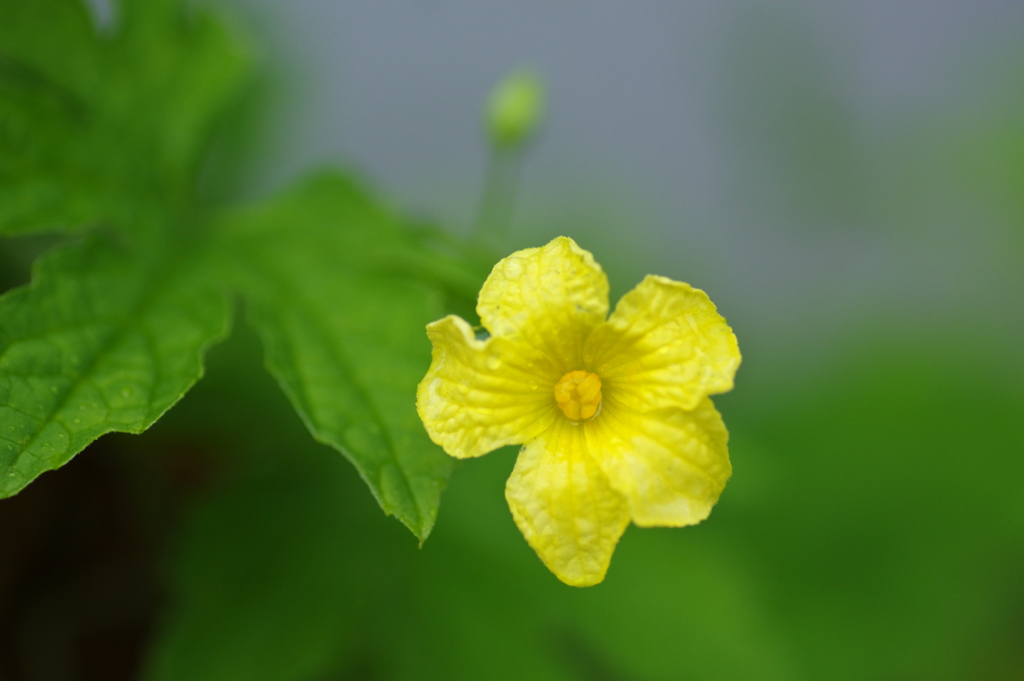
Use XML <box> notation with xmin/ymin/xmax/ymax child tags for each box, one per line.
<box><xmin>252</xmin><ymin>260</ymin><xmax>426</xmax><ymax>529</ymax></box>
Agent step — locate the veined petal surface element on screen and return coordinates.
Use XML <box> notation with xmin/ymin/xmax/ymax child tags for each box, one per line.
<box><xmin>478</xmin><ymin>237</ymin><xmax>608</xmax><ymax>370</ymax></box>
<box><xmin>585</xmin><ymin>275</ymin><xmax>740</xmax><ymax>412</ymax></box>
<box><xmin>505</xmin><ymin>419</ymin><xmax>631</xmax><ymax>587</ymax></box>
<box><xmin>417</xmin><ymin>315</ymin><xmax>558</xmax><ymax>459</ymax></box>
<box><xmin>590</xmin><ymin>395</ymin><xmax>731</xmax><ymax>527</ymax></box>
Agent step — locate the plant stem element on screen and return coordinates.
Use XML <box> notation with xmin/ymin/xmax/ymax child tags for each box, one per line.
<box><xmin>473</xmin><ymin>147</ymin><xmax>524</xmax><ymax>251</ymax></box>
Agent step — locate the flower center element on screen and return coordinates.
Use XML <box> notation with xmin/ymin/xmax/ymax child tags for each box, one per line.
<box><xmin>553</xmin><ymin>370</ymin><xmax>603</xmax><ymax>421</ymax></box>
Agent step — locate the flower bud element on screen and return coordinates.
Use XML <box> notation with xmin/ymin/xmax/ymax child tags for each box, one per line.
<box><xmin>485</xmin><ymin>69</ymin><xmax>545</xmax><ymax>150</ymax></box>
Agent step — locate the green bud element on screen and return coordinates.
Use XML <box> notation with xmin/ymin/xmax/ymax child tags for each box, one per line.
<box><xmin>485</xmin><ymin>69</ymin><xmax>545</xmax><ymax>150</ymax></box>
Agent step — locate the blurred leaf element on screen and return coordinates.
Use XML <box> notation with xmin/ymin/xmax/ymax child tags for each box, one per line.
<box><xmin>140</xmin><ymin>326</ymin><xmax>439</xmax><ymax>681</ymax></box>
<box><xmin>947</xmin><ymin>113</ymin><xmax>1024</xmax><ymax>247</ymax></box>
<box><xmin>0</xmin><ymin>230</ymin><xmax>230</xmax><ymax>497</ymax></box>
<box><xmin>142</xmin><ymin>333</ymin><xmax>793</xmax><ymax>681</ymax></box>
<box><xmin>715</xmin><ymin>336</ymin><xmax>1024</xmax><ymax>681</ymax></box>
<box><xmin>144</xmin><ymin>326</ymin><xmax>1024</xmax><ymax>681</ymax></box>
<box><xmin>143</xmin><ymin>452</ymin><xmax>369</xmax><ymax>681</ymax></box>
<box><xmin>217</xmin><ymin>171</ymin><xmax>475</xmax><ymax>540</ymax></box>
<box><xmin>0</xmin><ymin>0</ymin><xmax>251</xmax><ymax>235</ymax></box>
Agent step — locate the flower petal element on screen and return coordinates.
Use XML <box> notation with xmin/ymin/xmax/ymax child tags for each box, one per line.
<box><xmin>505</xmin><ymin>419</ymin><xmax>631</xmax><ymax>587</ymax></box>
<box><xmin>585</xmin><ymin>275</ymin><xmax>740</xmax><ymax>412</ymax></box>
<box><xmin>589</xmin><ymin>395</ymin><xmax>731</xmax><ymax>527</ymax></box>
<box><xmin>417</xmin><ymin>315</ymin><xmax>558</xmax><ymax>459</ymax></box>
<box><xmin>478</xmin><ymin>237</ymin><xmax>608</xmax><ymax>371</ymax></box>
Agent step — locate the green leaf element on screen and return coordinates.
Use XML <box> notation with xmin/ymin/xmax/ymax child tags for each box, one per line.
<box><xmin>0</xmin><ymin>231</ymin><xmax>230</xmax><ymax>496</ymax></box>
<box><xmin>220</xmin><ymin>171</ymin><xmax>458</xmax><ymax>540</ymax></box>
<box><xmin>0</xmin><ymin>0</ymin><xmax>251</xmax><ymax>235</ymax></box>
<box><xmin>0</xmin><ymin>0</ymin><xmax>251</xmax><ymax>496</ymax></box>
<box><xmin>0</xmin><ymin>0</ymin><xmax>474</xmax><ymax>534</ymax></box>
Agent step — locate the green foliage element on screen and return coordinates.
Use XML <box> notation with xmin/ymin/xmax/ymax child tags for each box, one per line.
<box><xmin>718</xmin><ymin>338</ymin><xmax>1024</xmax><ymax>680</ymax></box>
<box><xmin>142</xmin><ymin>327</ymin><xmax>788</xmax><ymax>681</ymax></box>
<box><xmin>0</xmin><ymin>231</ymin><xmax>229</xmax><ymax>496</ymax></box>
<box><xmin>140</xmin><ymin>327</ymin><xmax>1024</xmax><ymax>681</ymax></box>
<box><xmin>217</xmin><ymin>173</ymin><xmax>468</xmax><ymax>538</ymax></box>
<box><xmin>145</xmin><ymin>453</ymin><xmax>368</xmax><ymax>681</ymax></box>
<box><xmin>0</xmin><ymin>0</ymin><xmax>485</xmax><ymax>538</ymax></box>
<box><xmin>4</xmin><ymin>2</ymin><xmax>1022</xmax><ymax>680</ymax></box>
<box><xmin>0</xmin><ymin>0</ymin><xmax>257</xmax><ymax>499</ymax></box>
<box><xmin>0</xmin><ymin>0</ymin><xmax>250</xmax><ymax>235</ymax></box>
<box><xmin>948</xmin><ymin>113</ymin><xmax>1024</xmax><ymax>246</ymax></box>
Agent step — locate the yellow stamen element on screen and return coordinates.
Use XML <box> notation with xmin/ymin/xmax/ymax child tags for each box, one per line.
<box><xmin>553</xmin><ymin>370</ymin><xmax>603</xmax><ymax>421</ymax></box>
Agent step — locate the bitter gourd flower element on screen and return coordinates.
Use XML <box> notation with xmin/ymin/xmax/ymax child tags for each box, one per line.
<box><xmin>417</xmin><ymin>237</ymin><xmax>740</xmax><ymax>586</ymax></box>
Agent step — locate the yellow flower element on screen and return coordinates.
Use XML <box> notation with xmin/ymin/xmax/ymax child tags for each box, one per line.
<box><xmin>417</xmin><ymin>237</ymin><xmax>740</xmax><ymax>586</ymax></box>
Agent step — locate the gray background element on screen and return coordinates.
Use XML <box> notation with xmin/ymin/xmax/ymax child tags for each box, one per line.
<box><xmin>215</xmin><ymin>0</ymin><xmax>1024</xmax><ymax>362</ymax></box>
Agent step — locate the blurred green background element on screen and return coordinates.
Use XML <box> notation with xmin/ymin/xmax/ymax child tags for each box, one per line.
<box><xmin>2</xmin><ymin>1</ymin><xmax>1023</xmax><ymax>679</ymax></box>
